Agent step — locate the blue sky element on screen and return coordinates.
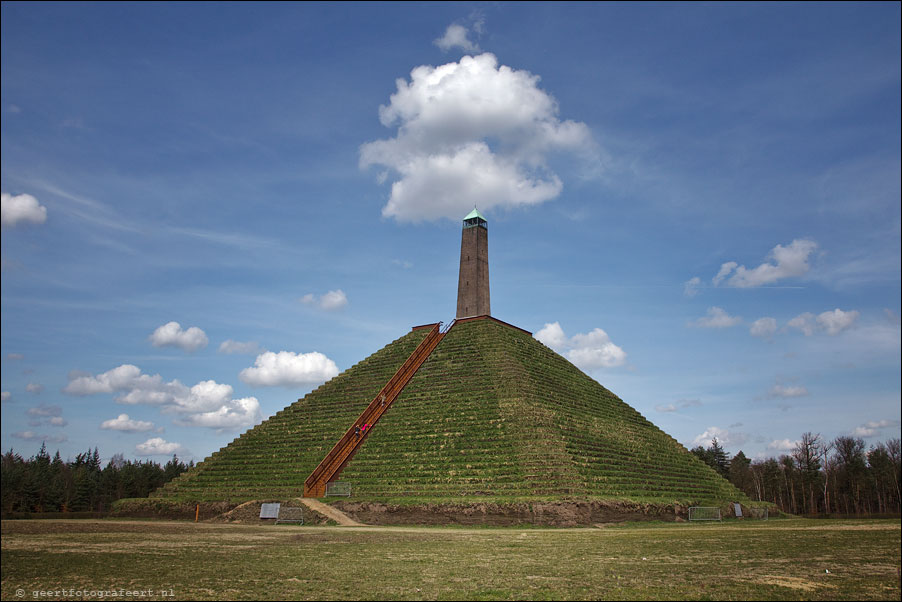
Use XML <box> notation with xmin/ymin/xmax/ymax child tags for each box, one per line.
<box><xmin>2</xmin><ymin>2</ymin><xmax>899</xmax><ymax>465</ymax></box>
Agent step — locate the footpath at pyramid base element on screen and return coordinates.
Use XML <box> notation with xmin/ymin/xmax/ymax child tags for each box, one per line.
<box><xmin>152</xmin><ymin>317</ymin><xmax>745</xmax><ymax>506</ymax></box>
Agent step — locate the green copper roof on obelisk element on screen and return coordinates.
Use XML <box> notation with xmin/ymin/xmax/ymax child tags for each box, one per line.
<box><xmin>463</xmin><ymin>207</ymin><xmax>486</xmax><ymax>221</ymax></box>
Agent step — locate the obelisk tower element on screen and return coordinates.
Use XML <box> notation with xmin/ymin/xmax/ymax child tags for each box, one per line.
<box><xmin>456</xmin><ymin>208</ymin><xmax>490</xmax><ymax>319</ymax></box>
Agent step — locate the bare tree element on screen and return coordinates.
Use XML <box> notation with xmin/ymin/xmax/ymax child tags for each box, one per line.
<box><xmin>819</xmin><ymin>438</ymin><xmax>834</xmax><ymax>514</ymax></box>
<box><xmin>793</xmin><ymin>432</ymin><xmax>822</xmax><ymax>514</ymax></box>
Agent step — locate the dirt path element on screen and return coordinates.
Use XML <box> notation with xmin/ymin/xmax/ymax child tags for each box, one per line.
<box><xmin>299</xmin><ymin>498</ymin><xmax>362</xmax><ymax>526</ymax></box>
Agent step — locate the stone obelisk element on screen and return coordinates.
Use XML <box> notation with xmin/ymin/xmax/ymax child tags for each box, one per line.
<box><xmin>456</xmin><ymin>208</ymin><xmax>490</xmax><ymax>319</ymax></box>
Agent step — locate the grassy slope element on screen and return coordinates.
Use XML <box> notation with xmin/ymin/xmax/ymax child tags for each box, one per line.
<box><xmin>342</xmin><ymin>318</ymin><xmax>746</xmax><ymax>503</ymax></box>
<box><xmin>152</xmin><ymin>318</ymin><xmax>745</xmax><ymax>504</ymax></box>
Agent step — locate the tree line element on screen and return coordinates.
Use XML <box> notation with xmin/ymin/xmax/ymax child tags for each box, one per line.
<box><xmin>4</xmin><ymin>434</ymin><xmax>899</xmax><ymax>516</ymax></box>
<box><xmin>692</xmin><ymin>434</ymin><xmax>901</xmax><ymax>515</ymax></box>
<box><xmin>1</xmin><ymin>444</ymin><xmax>192</xmax><ymax>514</ymax></box>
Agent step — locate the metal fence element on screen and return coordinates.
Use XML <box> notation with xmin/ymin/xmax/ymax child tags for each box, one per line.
<box><xmin>325</xmin><ymin>481</ymin><xmax>352</xmax><ymax>497</ymax></box>
<box><xmin>276</xmin><ymin>507</ymin><xmax>304</xmax><ymax>524</ymax></box>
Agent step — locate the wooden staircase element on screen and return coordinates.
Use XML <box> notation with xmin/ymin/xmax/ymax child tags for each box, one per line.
<box><xmin>303</xmin><ymin>322</ymin><xmax>449</xmax><ymax>497</ymax></box>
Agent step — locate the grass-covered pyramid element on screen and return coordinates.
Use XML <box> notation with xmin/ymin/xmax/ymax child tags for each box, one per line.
<box><xmin>152</xmin><ymin>317</ymin><xmax>744</xmax><ymax>504</ymax></box>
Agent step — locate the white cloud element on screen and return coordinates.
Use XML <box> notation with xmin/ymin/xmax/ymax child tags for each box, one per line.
<box><xmin>787</xmin><ymin>312</ymin><xmax>816</xmax><ymax>336</ymax></box>
<box><xmin>712</xmin><ymin>262</ymin><xmax>737</xmax><ymax>286</ymax></box>
<box><xmin>169</xmin><ymin>380</ymin><xmax>234</xmax><ymax>413</ymax></box>
<box><xmin>691</xmin><ymin>426</ymin><xmax>746</xmax><ymax>448</ymax></box>
<box><xmin>535</xmin><ymin>322</ymin><xmax>568</xmax><ymax>349</ymax></box>
<box><xmin>135</xmin><ymin>437</ymin><xmax>187</xmax><ymax>457</ymax></box>
<box><xmin>321</xmin><ymin>290</ymin><xmax>346</xmax><ymax>310</ymax></box>
<box><xmin>535</xmin><ymin>322</ymin><xmax>627</xmax><ymax>369</ymax></box>
<box><xmin>64</xmin><ymin>364</ymin><xmax>150</xmax><ymax>395</ymax></box>
<box><xmin>655</xmin><ymin>399</ymin><xmax>702</xmax><ymax>413</ymax></box>
<box><xmin>174</xmin><ymin>397</ymin><xmax>261</xmax><ymax>430</ymax></box>
<box><xmin>851</xmin><ymin>419</ymin><xmax>898</xmax><ymax>438</ymax></box>
<box><xmin>568</xmin><ymin>330</ymin><xmax>628</xmax><ymax>369</ymax></box>
<box><xmin>768</xmin><ymin>384</ymin><xmax>809</xmax><ymax>398</ymax></box>
<box><xmin>26</xmin><ymin>404</ymin><xmax>62</xmax><ymax>418</ymax></box>
<box><xmin>7</xmin><ymin>353</ymin><xmax>24</xmax><ymax>361</ymax></box>
<box><xmin>300</xmin><ymin>290</ymin><xmax>348</xmax><ymax>311</ymax></box>
<box><xmin>683</xmin><ymin>276</ymin><xmax>701</xmax><ymax>297</ymax></box>
<box><xmin>100</xmin><ymin>413</ymin><xmax>157</xmax><ymax>433</ymax></box>
<box><xmin>711</xmin><ymin>239</ymin><xmax>818</xmax><ymax>288</ymax></box>
<box><xmin>360</xmin><ymin>53</ymin><xmax>597</xmax><ymax>222</ymax></box>
<box><xmin>690</xmin><ymin>307</ymin><xmax>742</xmax><ymax>329</ymax></box>
<box><xmin>13</xmin><ymin>431</ymin><xmax>67</xmax><ymax>443</ymax></box>
<box><xmin>64</xmin><ymin>364</ymin><xmax>259</xmax><ymax>430</ymax></box>
<box><xmin>750</xmin><ymin>317</ymin><xmax>778</xmax><ymax>338</ymax></box>
<box><xmin>1</xmin><ymin>391</ymin><xmax>10</xmax><ymax>403</ymax></box>
<box><xmin>149</xmin><ymin>321</ymin><xmax>208</xmax><ymax>352</ymax></box>
<box><xmin>1</xmin><ymin>192</ymin><xmax>47</xmax><ymax>228</ymax></box>
<box><xmin>786</xmin><ymin>308</ymin><xmax>860</xmax><ymax>336</ymax></box>
<box><xmin>767</xmin><ymin>438</ymin><xmax>800</xmax><ymax>452</ymax></box>
<box><xmin>218</xmin><ymin>339</ymin><xmax>262</xmax><ymax>355</ymax></box>
<box><xmin>240</xmin><ymin>351</ymin><xmax>340</xmax><ymax>387</ymax></box>
<box><xmin>25</xmin><ymin>383</ymin><xmax>44</xmax><ymax>394</ymax></box>
<box><xmin>27</xmin><ymin>404</ymin><xmax>67</xmax><ymax>428</ymax></box>
<box><xmin>816</xmin><ymin>308</ymin><xmax>859</xmax><ymax>335</ymax></box>
<box><xmin>434</xmin><ymin>24</ymin><xmax>479</xmax><ymax>53</ymax></box>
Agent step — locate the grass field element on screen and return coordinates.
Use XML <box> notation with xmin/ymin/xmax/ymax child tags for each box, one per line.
<box><xmin>2</xmin><ymin>518</ymin><xmax>899</xmax><ymax>601</ymax></box>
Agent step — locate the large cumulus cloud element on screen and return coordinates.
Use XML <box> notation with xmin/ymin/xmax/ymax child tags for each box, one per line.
<box><xmin>360</xmin><ymin>53</ymin><xmax>597</xmax><ymax>222</ymax></box>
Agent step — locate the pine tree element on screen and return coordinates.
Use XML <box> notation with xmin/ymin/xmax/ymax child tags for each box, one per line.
<box><xmin>708</xmin><ymin>437</ymin><xmax>730</xmax><ymax>478</ymax></box>
<box><xmin>729</xmin><ymin>450</ymin><xmax>752</xmax><ymax>495</ymax></box>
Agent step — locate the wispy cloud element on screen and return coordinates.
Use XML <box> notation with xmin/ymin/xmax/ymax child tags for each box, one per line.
<box><xmin>655</xmin><ymin>399</ymin><xmax>702</xmax><ymax>413</ymax></box>
<box><xmin>434</xmin><ymin>24</ymin><xmax>480</xmax><ymax>54</ymax></box>
<box><xmin>750</xmin><ymin>317</ymin><xmax>777</xmax><ymax>339</ymax></box>
<box><xmin>689</xmin><ymin>307</ymin><xmax>742</xmax><ymax>329</ymax></box>
<box><xmin>13</xmin><ymin>431</ymin><xmax>67</xmax><ymax>443</ymax></box>
<box><xmin>767</xmin><ymin>383</ymin><xmax>809</xmax><ymax>399</ymax></box>
<box><xmin>218</xmin><ymin>340</ymin><xmax>262</xmax><ymax>355</ymax></box>
<box><xmin>27</xmin><ymin>404</ymin><xmax>67</xmax><ymax>427</ymax></box>
<box><xmin>850</xmin><ymin>419</ymin><xmax>898</xmax><ymax>438</ymax></box>
<box><xmin>694</xmin><ymin>239</ymin><xmax>818</xmax><ymax>290</ymax></box>
<box><xmin>786</xmin><ymin>309</ymin><xmax>859</xmax><ymax>336</ymax></box>
<box><xmin>300</xmin><ymin>290</ymin><xmax>348</xmax><ymax>311</ymax></box>
<box><xmin>23</xmin><ymin>180</ymin><xmax>138</xmax><ymax>233</ymax></box>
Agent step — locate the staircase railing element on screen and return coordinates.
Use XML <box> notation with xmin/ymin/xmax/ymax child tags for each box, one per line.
<box><xmin>303</xmin><ymin>322</ymin><xmax>447</xmax><ymax>497</ymax></box>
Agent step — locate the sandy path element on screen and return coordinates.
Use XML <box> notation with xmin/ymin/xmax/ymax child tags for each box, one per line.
<box><xmin>298</xmin><ymin>498</ymin><xmax>362</xmax><ymax>526</ymax></box>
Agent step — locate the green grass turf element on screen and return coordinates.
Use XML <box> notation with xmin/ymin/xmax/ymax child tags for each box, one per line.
<box><xmin>2</xmin><ymin>518</ymin><xmax>899</xmax><ymax>601</ymax></box>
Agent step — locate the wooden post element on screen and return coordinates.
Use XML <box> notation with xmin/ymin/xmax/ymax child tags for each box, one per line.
<box><xmin>195</xmin><ymin>504</ymin><xmax>199</xmax><ymax>522</ymax></box>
